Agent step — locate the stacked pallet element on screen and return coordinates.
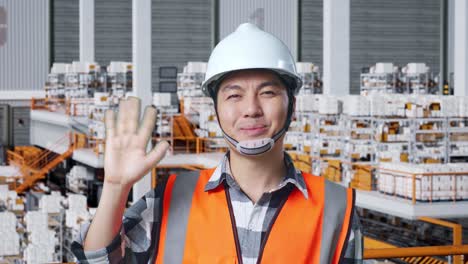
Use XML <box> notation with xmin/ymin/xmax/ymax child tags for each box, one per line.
<box><xmin>39</xmin><ymin>191</ymin><xmax>64</xmax><ymax>213</ymax></box>
<box><xmin>0</xmin><ymin>212</ymin><xmax>20</xmax><ymax>256</ymax></box>
<box><xmin>65</xmin><ymin>194</ymin><xmax>90</xmax><ymax>230</ymax></box>
<box><xmin>24</xmin><ymin>211</ymin><xmax>56</xmax><ymax>264</ymax></box>
<box><xmin>66</xmin><ymin>165</ymin><xmax>93</xmax><ymax>194</ymax></box>
<box><xmin>0</xmin><ymin>188</ymin><xmax>23</xmax><ymax>211</ymax></box>
<box><xmin>288</xmin><ymin>152</ymin><xmax>312</xmax><ymax>173</ymax></box>
<box><xmin>323</xmin><ymin>159</ymin><xmax>342</xmax><ymax>183</ymax></box>
<box><xmin>377</xmin><ymin>162</ymin><xmax>468</xmax><ymax>201</ymax></box>
<box><xmin>349</xmin><ymin>165</ymin><xmax>373</xmax><ymax>191</ymax></box>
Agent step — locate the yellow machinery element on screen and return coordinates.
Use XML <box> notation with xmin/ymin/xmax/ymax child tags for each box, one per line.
<box><xmin>6</xmin><ymin>133</ymin><xmax>76</xmax><ymax>193</ymax></box>
<box><xmin>364</xmin><ymin>217</ymin><xmax>468</xmax><ymax>264</ymax></box>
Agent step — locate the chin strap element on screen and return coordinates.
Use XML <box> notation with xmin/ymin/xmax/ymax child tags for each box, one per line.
<box><xmin>222</xmin><ymin>126</ymin><xmax>288</xmax><ymax>156</ymax></box>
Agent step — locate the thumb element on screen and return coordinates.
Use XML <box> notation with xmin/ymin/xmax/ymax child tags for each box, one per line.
<box><xmin>143</xmin><ymin>141</ymin><xmax>170</xmax><ymax>170</ymax></box>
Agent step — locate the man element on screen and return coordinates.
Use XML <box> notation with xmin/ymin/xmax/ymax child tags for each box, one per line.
<box><xmin>72</xmin><ymin>23</ymin><xmax>363</xmax><ymax>263</ymax></box>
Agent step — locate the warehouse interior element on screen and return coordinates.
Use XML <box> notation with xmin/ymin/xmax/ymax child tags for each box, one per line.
<box><xmin>1</xmin><ymin>0</ymin><xmax>468</xmax><ymax>263</ymax></box>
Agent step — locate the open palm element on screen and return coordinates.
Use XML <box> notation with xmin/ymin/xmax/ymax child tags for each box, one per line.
<box><xmin>103</xmin><ymin>97</ymin><xmax>169</xmax><ymax>188</ymax></box>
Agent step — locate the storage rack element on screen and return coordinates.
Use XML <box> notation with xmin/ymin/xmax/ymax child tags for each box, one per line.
<box><xmin>341</xmin><ymin>115</ymin><xmax>375</xmax><ymax>163</ymax></box>
<box><xmin>286</xmin><ymin>111</ymin><xmax>313</xmax><ymax>153</ymax></box>
<box><xmin>373</xmin><ymin>117</ymin><xmax>412</xmax><ymax>163</ymax></box>
<box><xmin>310</xmin><ymin>113</ymin><xmax>343</xmax><ymax>176</ymax></box>
<box><xmin>177</xmin><ymin>72</ymin><xmax>205</xmax><ymax>99</ymax></box>
<box><xmin>360</xmin><ymin>72</ymin><xmax>398</xmax><ymax>95</ymax></box>
<box><xmin>63</xmin><ymin>227</ymin><xmax>75</xmax><ymax>262</ymax></box>
<box><xmin>411</xmin><ymin>117</ymin><xmax>448</xmax><ymax>164</ymax></box>
<box><xmin>341</xmin><ymin>115</ymin><xmax>376</xmax><ymax>188</ymax></box>
<box><xmin>447</xmin><ymin>117</ymin><xmax>468</xmax><ymax>163</ymax></box>
<box><xmin>48</xmin><ymin>212</ymin><xmax>64</xmax><ymax>263</ymax></box>
<box><xmin>297</xmin><ymin>71</ymin><xmax>323</xmax><ymax>94</ymax></box>
<box><xmin>402</xmin><ymin>72</ymin><xmax>439</xmax><ymax>95</ymax></box>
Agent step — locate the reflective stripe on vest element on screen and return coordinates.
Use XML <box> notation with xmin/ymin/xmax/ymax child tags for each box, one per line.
<box><xmin>155</xmin><ymin>169</ymin><xmax>355</xmax><ymax>264</ymax></box>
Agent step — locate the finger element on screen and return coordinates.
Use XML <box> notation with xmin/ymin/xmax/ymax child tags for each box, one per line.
<box><xmin>144</xmin><ymin>141</ymin><xmax>170</xmax><ymax>169</ymax></box>
<box><xmin>104</xmin><ymin>109</ymin><xmax>116</xmax><ymax>138</ymax></box>
<box><xmin>125</xmin><ymin>96</ymin><xmax>141</xmax><ymax>134</ymax></box>
<box><xmin>116</xmin><ymin>98</ymin><xmax>129</xmax><ymax>135</ymax></box>
<box><xmin>137</xmin><ymin>105</ymin><xmax>157</xmax><ymax>147</ymax></box>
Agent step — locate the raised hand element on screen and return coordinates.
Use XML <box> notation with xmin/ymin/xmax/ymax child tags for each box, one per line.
<box><xmin>103</xmin><ymin>96</ymin><xmax>169</xmax><ymax>188</ymax></box>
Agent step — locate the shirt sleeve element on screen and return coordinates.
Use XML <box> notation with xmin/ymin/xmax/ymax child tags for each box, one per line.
<box><xmin>342</xmin><ymin>209</ymin><xmax>364</xmax><ymax>264</ymax></box>
<box><xmin>71</xmin><ymin>184</ymin><xmax>165</xmax><ymax>263</ymax></box>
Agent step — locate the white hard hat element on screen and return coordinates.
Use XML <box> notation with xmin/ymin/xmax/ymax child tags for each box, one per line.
<box><xmin>202</xmin><ymin>23</ymin><xmax>302</xmax><ymax>97</ymax></box>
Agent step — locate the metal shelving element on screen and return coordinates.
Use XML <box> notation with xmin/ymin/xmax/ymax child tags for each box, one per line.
<box><xmin>342</xmin><ymin>115</ymin><xmax>375</xmax><ymax>163</ymax></box>
<box><xmin>411</xmin><ymin>117</ymin><xmax>448</xmax><ymax>164</ymax></box>
<box><xmin>48</xmin><ymin>212</ymin><xmax>64</xmax><ymax>263</ymax></box>
<box><xmin>448</xmin><ymin>117</ymin><xmax>468</xmax><ymax>162</ymax></box>
<box><xmin>309</xmin><ymin>113</ymin><xmax>343</xmax><ymax>176</ymax></box>
<box><xmin>360</xmin><ymin>73</ymin><xmax>398</xmax><ymax>95</ymax></box>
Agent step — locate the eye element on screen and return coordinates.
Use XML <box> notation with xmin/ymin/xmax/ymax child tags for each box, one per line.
<box><xmin>261</xmin><ymin>90</ymin><xmax>276</xmax><ymax>96</ymax></box>
<box><xmin>226</xmin><ymin>94</ymin><xmax>241</xmax><ymax>100</ymax></box>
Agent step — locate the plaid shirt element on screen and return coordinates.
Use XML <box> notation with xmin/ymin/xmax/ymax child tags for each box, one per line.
<box><xmin>72</xmin><ymin>152</ymin><xmax>363</xmax><ymax>263</ymax></box>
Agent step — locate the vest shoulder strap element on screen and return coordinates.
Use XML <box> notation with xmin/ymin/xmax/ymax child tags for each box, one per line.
<box><xmin>321</xmin><ymin>179</ymin><xmax>355</xmax><ymax>264</ymax></box>
<box><xmin>148</xmin><ymin>170</ymin><xmax>202</xmax><ymax>264</ymax></box>
<box><xmin>162</xmin><ymin>170</ymin><xmax>200</xmax><ymax>264</ymax></box>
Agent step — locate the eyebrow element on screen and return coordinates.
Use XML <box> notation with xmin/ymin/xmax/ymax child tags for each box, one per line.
<box><xmin>257</xmin><ymin>80</ymin><xmax>282</xmax><ymax>90</ymax></box>
<box><xmin>220</xmin><ymin>80</ymin><xmax>282</xmax><ymax>93</ymax></box>
<box><xmin>220</xmin><ymin>84</ymin><xmax>242</xmax><ymax>93</ymax></box>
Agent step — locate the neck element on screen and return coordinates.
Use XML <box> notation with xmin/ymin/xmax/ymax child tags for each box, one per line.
<box><xmin>228</xmin><ymin>143</ymin><xmax>286</xmax><ymax>203</ymax></box>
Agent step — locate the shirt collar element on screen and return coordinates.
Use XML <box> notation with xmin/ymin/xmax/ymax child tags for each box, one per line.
<box><xmin>204</xmin><ymin>151</ymin><xmax>309</xmax><ymax>199</ymax></box>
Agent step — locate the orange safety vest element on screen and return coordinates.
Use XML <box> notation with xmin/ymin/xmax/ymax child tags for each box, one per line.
<box><xmin>154</xmin><ymin>169</ymin><xmax>355</xmax><ymax>264</ymax></box>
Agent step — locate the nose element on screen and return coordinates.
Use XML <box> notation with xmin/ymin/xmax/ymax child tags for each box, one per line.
<box><xmin>243</xmin><ymin>93</ymin><xmax>263</xmax><ymax>118</ymax></box>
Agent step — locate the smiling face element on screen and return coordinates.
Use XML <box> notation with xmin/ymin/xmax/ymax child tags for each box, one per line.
<box><xmin>216</xmin><ymin>69</ymin><xmax>290</xmax><ymax>146</ymax></box>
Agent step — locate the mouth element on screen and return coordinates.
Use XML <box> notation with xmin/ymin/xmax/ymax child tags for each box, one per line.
<box><xmin>239</xmin><ymin>125</ymin><xmax>269</xmax><ymax>137</ymax></box>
